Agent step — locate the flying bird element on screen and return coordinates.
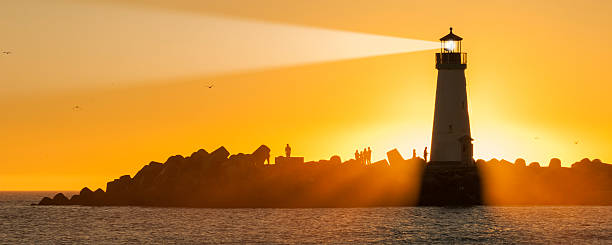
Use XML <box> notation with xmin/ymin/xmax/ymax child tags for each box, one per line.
<box><xmin>73</xmin><ymin>105</ymin><xmax>81</xmax><ymax>110</ymax></box>
<box><xmin>207</xmin><ymin>84</ymin><xmax>214</xmax><ymax>89</ymax></box>
<box><xmin>1</xmin><ymin>51</ymin><xmax>11</xmax><ymax>55</ymax></box>
<box><xmin>574</xmin><ymin>141</ymin><xmax>579</xmax><ymax>145</ymax></box>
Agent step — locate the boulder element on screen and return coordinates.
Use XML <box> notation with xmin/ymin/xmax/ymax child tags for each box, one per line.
<box><xmin>156</xmin><ymin>156</ymin><xmax>185</xmax><ymax>182</ymax></box>
<box><xmin>489</xmin><ymin>158</ymin><xmax>500</xmax><ymax>165</ymax></box>
<box><xmin>330</xmin><ymin>155</ymin><xmax>342</xmax><ymax>165</ymax></box>
<box><xmin>190</xmin><ymin>149</ymin><xmax>209</xmax><ymax>160</ymax></box>
<box><xmin>133</xmin><ymin>162</ymin><xmax>164</xmax><ymax>191</ymax></box>
<box><xmin>52</xmin><ymin>193</ymin><xmax>70</xmax><ymax>205</ymax></box>
<box><xmin>38</xmin><ymin>197</ymin><xmax>53</xmax><ymax>205</ymax></box>
<box><xmin>92</xmin><ymin>188</ymin><xmax>106</xmax><ymax>202</ymax></box>
<box><xmin>343</xmin><ymin>158</ymin><xmax>360</xmax><ymax>165</ymax></box>
<box><xmin>209</xmin><ymin>146</ymin><xmax>230</xmax><ymax>164</ymax></box>
<box><xmin>528</xmin><ymin>162</ymin><xmax>541</xmax><ymax>168</ymax></box>
<box><xmin>184</xmin><ymin>150</ymin><xmax>210</xmax><ymax>171</ymax></box>
<box><xmin>228</xmin><ymin>153</ymin><xmax>252</xmax><ymax>164</ymax></box>
<box><xmin>500</xmin><ymin>159</ymin><xmax>513</xmax><ymax>167</ymax></box>
<box><xmin>69</xmin><ymin>194</ymin><xmax>82</xmax><ymax>204</ymax></box>
<box><xmin>548</xmin><ymin>158</ymin><xmax>562</xmax><ymax>168</ymax></box>
<box><xmin>370</xmin><ymin>159</ymin><xmax>389</xmax><ymax>167</ymax></box>
<box><xmin>106</xmin><ymin>175</ymin><xmax>132</xmax><ymax>195</ymax></box>
<box><xmin>80</xmin><ymin>187</ymin><xmax>93</xmax><ymax>197</ymax></box>
<box><xmin>475</xmin><ymin>159</ymin><xmax>486</xmax><ymax>166</ymax></box>
<box><xmin>251</xmin><ymin>145</ymin><xmax>270</xmax><ymax>165</ymax></box>
<box><xmin>75</xmin><ymin>187</ymin><xmax>94</xmax><ymax>205</ymax></box>
<box><xmin>165</xmin><ymin>155</ymin><xmax>186</xmax><ymax>169</ymax></box>
<box><xmin>386</xmin><ymin>149</ymin><xmax>405</xmax><ymax>166</ymax></box>
<box><xmin>514</xmin><ymin>158</ymin><xmax>527</xmax><ymax>167</ymax></box>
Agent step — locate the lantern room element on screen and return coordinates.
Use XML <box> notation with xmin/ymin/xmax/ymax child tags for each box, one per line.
<box><xmin>440</xmin><ymin>27</ymin><xmax>462</xmax><ymax>53</ymax></box>
<box><xmin>436</xmin><ymin>27</ymin><xmax>467</xmax><ymax>69</ymax></box>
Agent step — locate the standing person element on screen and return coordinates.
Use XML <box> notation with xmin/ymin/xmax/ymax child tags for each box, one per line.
<box><xmin>362</xmin><ymin>148</ymin><xmax>367</xmax><ymax>164</ymax></box>
<box><xmin>424</xmin><ymin>147</ymin><xmax>428</xmax><ymax>162</ymax></box>
<box><xmin>285</xmin><ymin>144</ymin><xmax>291</xmax><ymax>158</ymax></box>
<box><xmin>367</xmin><ymin>147</ymin><xmax>372</xmax><ymax>164</ymax></box>
<box><xmin>413</xmin><ymin>149</ymin><xmax>417</xmax><ymax>159</ymax></box>
<box><xmin>355</xmin><ymin>150</ymin><xmax>360</xmax><ymax>162</ymax></box>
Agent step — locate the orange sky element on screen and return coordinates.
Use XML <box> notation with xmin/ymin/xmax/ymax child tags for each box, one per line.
<box><xmin>1</xmin><ymin>0</ymin><xmax>612</xmax><ymax>190</ymax></box>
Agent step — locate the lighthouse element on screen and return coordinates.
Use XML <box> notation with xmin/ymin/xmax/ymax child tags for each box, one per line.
<box><xmin>430</xmin><ymin>28</ymin><xmax>473</xmax><ymax>166</ymax></box>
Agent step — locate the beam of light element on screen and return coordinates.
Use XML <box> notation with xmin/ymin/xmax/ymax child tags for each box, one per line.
<box><xmin>0</xmin><ymin>0</ymin><xmax>438</xmax><ymax>95</ymax></box>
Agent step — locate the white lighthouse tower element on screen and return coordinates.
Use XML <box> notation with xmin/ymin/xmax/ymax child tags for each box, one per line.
<box><xmin>430</xmin><ymin>28</ymin><xmax>473</xmax><ymax>166</ymax></box>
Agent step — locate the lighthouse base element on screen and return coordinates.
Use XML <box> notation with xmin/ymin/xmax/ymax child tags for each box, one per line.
<box><xmin>417</xmin><ymin>164</ymin><xmax>482</xmax><ymax>206</ymax></box>
<box><xmin>427</xmin><ymin>160</ymin><xmax>474</xmax><ymax>169</ymax></box>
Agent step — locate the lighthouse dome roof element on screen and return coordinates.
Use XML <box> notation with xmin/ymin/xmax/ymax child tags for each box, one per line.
<box><xmin>440</xmin><ymin>27</ymin><xmax>463</xmax><ymax>41</ymax></box>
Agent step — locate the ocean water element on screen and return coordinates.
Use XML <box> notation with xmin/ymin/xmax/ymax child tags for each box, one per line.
<box><xmin>1</xmin><ymin>192</ymin><xmax>611</xmax><ymax>244</ymax></box>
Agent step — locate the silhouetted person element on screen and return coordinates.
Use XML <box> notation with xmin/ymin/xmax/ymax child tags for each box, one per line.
<box><xmin>362</xmin><ymin>148</ymin><xmax>367</xmax><ymax>164</ymax></box>
<box><xmin>413</xmin><ymin>149</ymin><xmax>417</xmax><ymax>159</ymax></box>
<box><xmin>355</xmin><ymin>150</ymin><xmax>360</xmax><ymax>161</ymax></box>
<box><xmin>285</xmin><ymin>144</ymin><xmax>291</xmax><ymax>157</ymax></box>
<box><xmin>367</xmin><ymin>147</ymin><xmax>372</xmax><ymax>164</ymax></box>
<box><xmin>424</xmin><ymin>147</ymin><xmax>428</xmax><ymax>162</ymax></box>
<box><xmin>359</xmin><ymin>150</ymin><xmax>363</xmax><ymax>164</ymax></box>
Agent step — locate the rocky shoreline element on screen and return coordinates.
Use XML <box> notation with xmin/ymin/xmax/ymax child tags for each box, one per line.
<box><xmin>37</xmin><ymin>145</ymin><xmax>612</xmax><ymax>207</ymax></box>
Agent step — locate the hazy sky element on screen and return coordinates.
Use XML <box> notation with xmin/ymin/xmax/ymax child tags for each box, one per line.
<box><xmin>1</xmin><ymin>0</ymin><xmax>611</xmax><ymax>190</ymax></box>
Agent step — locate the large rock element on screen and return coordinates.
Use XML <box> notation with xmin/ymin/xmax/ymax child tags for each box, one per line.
<box><xmin>370</xmin><ymin>159</ymin><xmax>389</xmax><ymax>168</ymax></box>
<box><xmin>209</xmin><ymin>146</ymin><xmax>230</xmax><ymax>164</ymax></box>
<box><xmin>106</xmin><ymin>175</ymin><xmax>133</xmax><ymax>195</ymax></box>
<box><xmin>165</xmin><ymin>155</ymin><xmax>186</xmax><ymax>169</ymax></box>
<box><xmin>52</xmin><ymin>193</ymin><xmax>70</xmax><ymax>205</ymax></box>
<box><xmin>549</xmin><ymin>158</ymin><xmax>562</xmax><ymax>168</ymax></box>
<box><xmin>184</xmin><ymin>149</ymin><xmax>212</xmax><ymax>173</ymax></box>
<box><xmin>38</xmin><ymin>197</ymin><xmax>53</xmax><ymax>205</ymax></box>
<box><xmin>386</xmin><ymin>149</ymin><xmax>406</xmax><ymax>166</ymax></box>
<box><xmin>155</xmin><ymin>156</ymin><xmax>186</xmax><ymax>185</ymax></box>
<box><xmin>528</xmin><ymin>162</ymin><xmax>541</xmax><ymax>168</ymax></box>
<box><xmin>251</xmin><ymin>145</ymin><xmax>270</xmax><ymax>165</ymax></box>
<box><xmin>92</xmin><ymin>188</ymin><xmax>106</xmax><ymax>204</ymax></box>
<box><xmin>330</xmin><ymin>155</ymin><xmax>342</xmax><ymax>165</ymax></box>
<box><xmin>133</xmin><ymin>161</ymin><xmax>164</xmax><ymax>191</ymax></box>
<box><xmin>80</xmin><ymin>187</ymin><xmax>93</xmax><ymax>197</ymax></box>
<box><xmin>66</xmin><ymin>187</ymin><xmax>94</xmax><ymax>205</ymax></box>
<box><xmin>224</xmin><ymin>153</ymin><xmax>255</xmax><ymax>177</ymax></box>
<box><xmin>190</xmin><ymin>149</ymin><xmax>209</xmax><ymax>161</ymax></box>
<box><xmin>500</xmin><ymin>159</ymin><xmax>513</xmax><ymax>167</ymax></box>
<box><xmin>69</xmin><ymin>194</ymin><xmax>82</xmax><ymax>204</ymax></box>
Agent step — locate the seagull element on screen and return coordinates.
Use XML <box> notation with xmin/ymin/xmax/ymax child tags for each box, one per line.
<box><xmin>73</xmin><ymin>105</ymin><xmax>81</xmax><ymax>110</ymax></box>
<box><xmin>1</xmin><ymin>51</ymin><xmax>11</xmax><ymax>55</ymax></box>
<box><xmin>207</xmin><ymin>84</ymin><xmax>214</xmax><ymax>89</ymax></box>
<box><xmin>574</xmin><ymin>141</ymin><xmax>579</xmax><ymax>145</ymax></box>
